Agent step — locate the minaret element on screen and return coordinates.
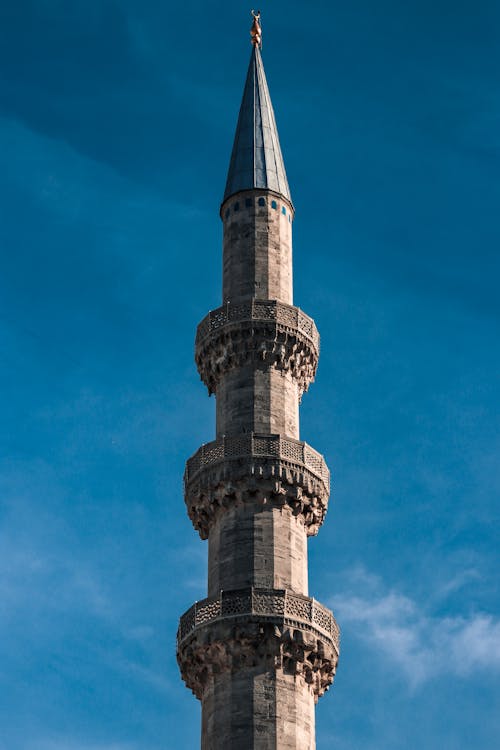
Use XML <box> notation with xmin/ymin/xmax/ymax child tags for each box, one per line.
<box><xmin>177</xmin><ymin>14</ymin><xmax>339</xmax><ymax>749</ymax></box>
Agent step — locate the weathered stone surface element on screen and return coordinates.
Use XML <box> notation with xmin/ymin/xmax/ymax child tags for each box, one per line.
<box><xmin>200</xmin><ymin>666</ymin><xmax>317</xmax><ymax>749</ymax></box>
<box><xmin>207</xmin><ymin>504</ymin><xmax>309</xmax><ymax>597</ymax></box>
<box><xmin>184</xmin><ymin>435</ymin><xmax>330</xmax><ymax>539</ymax></box>
<box><xmin>216</xmin><ymin>368</ymin><xmax>301</xmax><ymax>439</ymax></box>
<box><xmin>178</xmin><ymin>588</ymin><xmax>339</xmax><ymax>647</ymax></box>
<box><xmin>177</xmin><ymin>594</ymin><xmax>338</xmax><ymax>747</ymax></box>
<box><xmin>196</xmin><ymin>300</ymin><xmax>319</xmax><ymax>397</ymax></box>
<box><xmin>178</xmin><ymin>46</ymin><xmax>339</xmax><ymax>748</ymax></box>
<box><xmin>221</xmin><ymin>190</ymin><xmax>294</xmax><ymax>306</ymax></box>
<box><xmin>177</xmin><ymin>605</ymin><xmax>339</xmax><ymax>703</ymax></box>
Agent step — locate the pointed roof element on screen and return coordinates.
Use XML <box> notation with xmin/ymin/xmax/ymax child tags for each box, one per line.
<box><xmin>223</xmin><ymin>46</ymin><xmax>292</xmax><ymax>205</ymax></box>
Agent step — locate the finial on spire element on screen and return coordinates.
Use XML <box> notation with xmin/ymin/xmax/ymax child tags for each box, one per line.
<box><xmin>250</xmin><ymin>10</ymin><xmax>262</xmax><ymax>48</ymax></box>
<box><xmin>224</xmin><ymin>20</ymin><xmax>291</xmax><ymax>204</ymax></box>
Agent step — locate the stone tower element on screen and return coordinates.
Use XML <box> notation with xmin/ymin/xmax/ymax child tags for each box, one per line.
<box><xmin>177</xmin><ymin>15</ymin><xmax>339</xmax><ymax>749</ymax></box>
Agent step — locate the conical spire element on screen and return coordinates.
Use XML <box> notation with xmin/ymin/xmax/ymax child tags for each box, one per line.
<box><xmin>223</xmin><ymin>45</ymin><xmax>292</xmax><ymax>205</ymax></box>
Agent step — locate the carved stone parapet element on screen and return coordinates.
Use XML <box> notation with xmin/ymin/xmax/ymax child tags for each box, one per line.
<box><xmin>178</xmin><ymin>588</ymin><xmax>339</xmax><ymax>646</ymax></box>
<box><xmin>184</xmin><ymin>433</ymin><xmax>330</xmax><ymax>538</ymax></box>
<box><xmin>195</xmin><ymin>300</ymin><xmax>320</xmax><ymax>396</ymax></box>
<box><xmin>177</xmin><ymin>588</ymin><xmax>339</xmax><ymax>702</ymax></box>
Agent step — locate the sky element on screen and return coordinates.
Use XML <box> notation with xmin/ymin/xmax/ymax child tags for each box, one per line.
<box><xmin>0</xmin><ymin>1</ymin><xmax>499</xmax><ymax>748</ymax></box>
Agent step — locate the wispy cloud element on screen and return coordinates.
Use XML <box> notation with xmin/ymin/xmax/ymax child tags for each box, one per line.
<box><xmin>104</xmin><ymin>654</ymin><xmax>173</xmax><ymax>696</ymax></box>
<box><xmin>333</xmin><ymin>568</ymin><xmax>500</xmax><ymax>688</ymax></box>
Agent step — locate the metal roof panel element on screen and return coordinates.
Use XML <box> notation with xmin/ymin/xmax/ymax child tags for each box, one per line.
<box><xmin>223</xmin><ymin>47</ymin><xmax>292</xmax><ymax>204</ymax></box>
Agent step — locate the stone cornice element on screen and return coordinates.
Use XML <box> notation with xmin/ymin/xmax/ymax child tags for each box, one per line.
<box><xmin>177</xmin><ymin>588</ymin><xmax>339</xmax><ymax>648</ymax></box>
<box><xmin>184</xmin><ymin>434</ymin><xmax>330</xmax><ymax>538</ymax></box>
<box><xmin>177</xmin><ymin>595</ymin><xmax>339</xmax><ymax>702</ymax></box>
<box><xmin>195</xmin><ymin>300</ymin><xmax>319</xmax><ymax>396</ymax></box>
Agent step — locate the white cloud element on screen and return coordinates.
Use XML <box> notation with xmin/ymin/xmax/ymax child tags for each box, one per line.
<box><xmin>333</xmin><ymin>571</ymin><xmax>500</xmax><ymax>688</ymax></box>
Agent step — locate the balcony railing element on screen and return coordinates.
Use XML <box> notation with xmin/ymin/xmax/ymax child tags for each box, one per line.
<box><xmin>196</xmin><ymin>300</ymin><xmax>319</xmax><ymax>352</ymax></box>
<box><xmin>177</xmin><ymin>587</ymin><xmax>340</xmax><ymax>651</ymax></box>
<box><xmin>185</xmin><ymin>433</ymin><xmax>330</xmax><ymax>491</ymax></box>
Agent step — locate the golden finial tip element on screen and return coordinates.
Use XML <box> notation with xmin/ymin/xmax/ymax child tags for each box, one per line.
<box><xmin>250</xmin><ymin>9</ymin><xmax>262</xmax><ymax>48</ymax></box>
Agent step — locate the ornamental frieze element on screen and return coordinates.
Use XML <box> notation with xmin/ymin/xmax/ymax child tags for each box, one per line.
<box><xmin>195</xmin><ymin>300</ymin><xmax>320</xmax><ymax>396</ymax></box>
<box><xmin>184</xmin><ymin>434</ymin><xmax>330</xmax><ymax>538</ymax></box>
<box><xmin>177</xmin><ymin>588</ymin><xmax>339</xmax><ymax>702</ymax></box>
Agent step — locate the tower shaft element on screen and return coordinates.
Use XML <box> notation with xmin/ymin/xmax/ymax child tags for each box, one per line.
<box><xmin>177</xmin><ymin>39</ymin><xmax>339</xmax><ymax>750</ymax></box>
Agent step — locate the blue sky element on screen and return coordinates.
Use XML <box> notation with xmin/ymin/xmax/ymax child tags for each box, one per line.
<box><xmin>0</xmin><ymin>1</ymin><xmax>499</xmax><ymax>748</ymax></box>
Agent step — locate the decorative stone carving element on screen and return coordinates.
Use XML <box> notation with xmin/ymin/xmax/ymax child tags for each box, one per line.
<box><xmin>184</xmin><ymin>434</ymin><xmax>330</xmax><ymax>538</ymax></box>
<box><xmin>177</xmin><ymin>616</ymin><xmax>338</xmax><ymax>703</ymax></box>
<box><xmin>195</xmin><ymin>300</ymin><xmax>320</xmax><ymax>396</ymax></box>
<box><xmin>177</xmin><ymin>588</ymin><xmax>339</xmax><ymax>645</ymax></box>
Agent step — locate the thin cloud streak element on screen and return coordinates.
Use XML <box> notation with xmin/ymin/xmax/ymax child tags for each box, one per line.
<box><xmin>333</xmin><ymin>572</ymin><xmax>500</xmax><ymax>688</ymax></box>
